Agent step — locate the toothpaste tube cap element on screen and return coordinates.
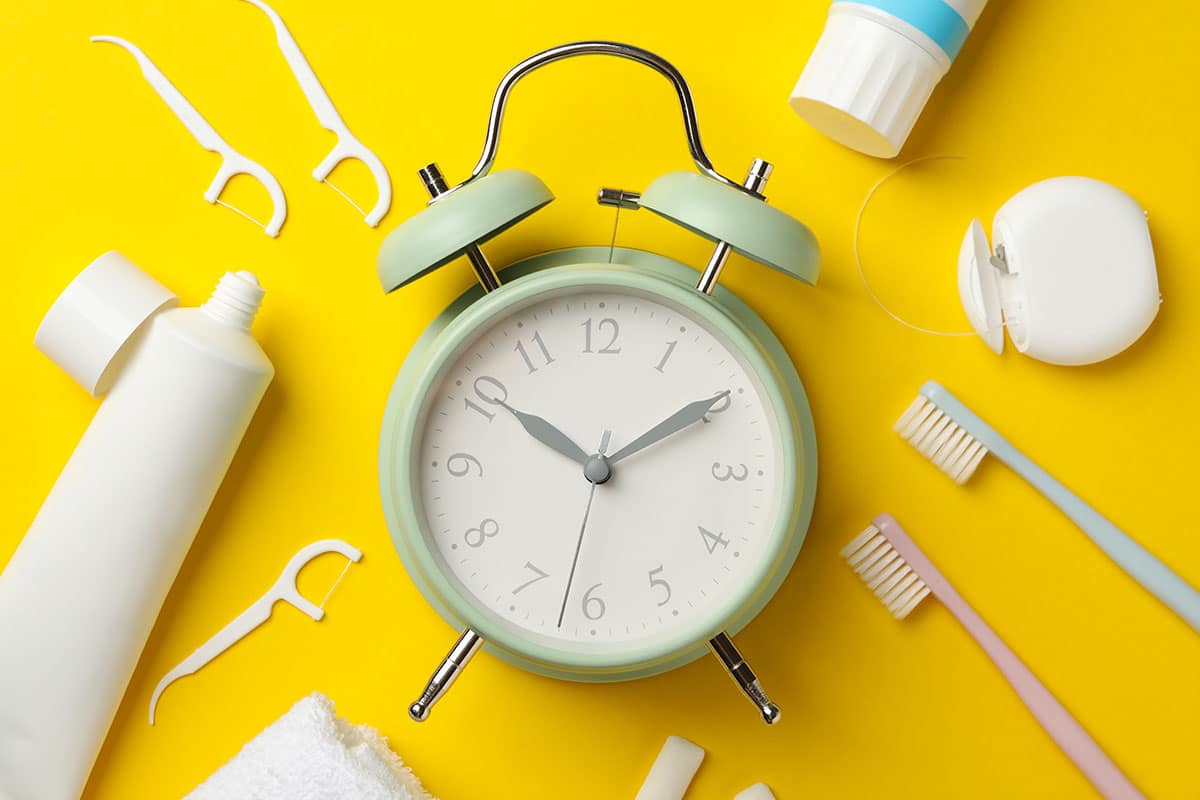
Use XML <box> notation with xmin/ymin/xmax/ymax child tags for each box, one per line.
<box><xmin>790</xmin><ymin>4</ymin><xmax>953</xmax><ymax>158</ymax></box>
<box><xmin>35</xmin><ymin>251</ymin><xmax>178</xmax><ymax>396</ymax></box>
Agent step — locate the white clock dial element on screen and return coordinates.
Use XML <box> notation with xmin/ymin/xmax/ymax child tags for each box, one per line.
<box><xmin>414</xmin><ymin>284</ymin><xmax>785</xmax><ymax>655</ymax></box>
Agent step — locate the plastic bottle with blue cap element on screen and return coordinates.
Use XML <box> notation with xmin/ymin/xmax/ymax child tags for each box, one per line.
<box><xmin>790</xmin><ymin>0</ymin><xmax>988</xmax><ymax>157</ymax></box>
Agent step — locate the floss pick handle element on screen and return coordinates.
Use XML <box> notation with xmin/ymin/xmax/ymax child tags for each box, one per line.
<box><xmin>90</xmin><ymin>35</ymin><xmax>288</xmax><ymax>237</ymax></box>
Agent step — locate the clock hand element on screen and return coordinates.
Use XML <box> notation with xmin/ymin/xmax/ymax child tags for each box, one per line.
<box><xmin>497</xmin><ymin>400</ymin><xmax>589</xmax><ymax>466</ymax></box>
<box><xmin>557</xmin><ymin>430</ymin><xmax>611</xmax><ymax>628</ymax></box>
<box><xmin>608</xmin><ymin>390</ymin><xmax>730</xmax><ymax>464</ymax></box>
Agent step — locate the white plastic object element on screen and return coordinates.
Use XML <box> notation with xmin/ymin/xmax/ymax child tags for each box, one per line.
<box><xmin>34</xmin><ymin>251</ymin><xmax>178</xmax><ymax>396</ymax></box>
<box><xmin>958</xmin><ymin>176</ymin><xmax>1160</xmax><ymax>365</ymax></box>
<box><xmin>635</xmin><ymin>736</ymin><xmax>705</xmax><ymax>800</ymax></box>
<box><xmin>91</xmin><ymin>35</ymin><xmax>288</xmax><ymax>237</ymax></box>
<box><xmin>149</xmin><ymin>539</ymin><xmax>363</xmax><ymax>724</ymax></box>
<box><xmin>733</xmin><ymin>783</ymin><xmax>776</xmax><ymax>800</ymax></box>
<box><xmin>790</xmin><ymin>0</ymin><xmax>988</xmax><ymax>157</ymax></box>
<box><xmin>241</xmin><ymin>0</ymin><xmax>392</xmax><ymax>226</ymax></box>
<box><xmin>0</xmin><ymin>258</ymin><xmax>274</xmax><ymax>800</ymax></box>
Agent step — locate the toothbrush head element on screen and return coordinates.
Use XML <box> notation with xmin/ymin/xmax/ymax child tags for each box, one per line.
<box><xmin>894</xmin><ymin>394</ymin><xmax>988</xmax><ymax>484</ymax></box>
<box><xmin>840</xmin><ymin>524</ymin><xmax>931</xmax><ymax>619</ymax></box>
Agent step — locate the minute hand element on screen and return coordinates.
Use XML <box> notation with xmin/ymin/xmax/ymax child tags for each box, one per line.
<box><xmin>608</xmin><ymin>391</ymin><xmax>730</xmax><ymax>464</ymax></box>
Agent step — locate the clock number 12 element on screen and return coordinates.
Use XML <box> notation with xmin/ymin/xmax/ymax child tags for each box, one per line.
<box><xmin>581</xmin><ymin>318</ymin><xmax>621</xmax><ymax>354</ymax></box>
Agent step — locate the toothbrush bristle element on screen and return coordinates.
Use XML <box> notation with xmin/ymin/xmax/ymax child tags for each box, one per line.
<box><xmin>840</xmin><ymin>525</ymin><xmax>931</xmax><ymax>619</ymax></box>
<box><xmin>894</xmin><ymin>396</ymin><xmax>988</xmax><ymax>484</ymax></box>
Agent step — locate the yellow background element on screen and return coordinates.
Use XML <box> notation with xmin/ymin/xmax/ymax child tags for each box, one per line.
<box><xmin>2</xmin><ymin>0</ymin><xmax>1198</xmax><ymax>797</ymax></box>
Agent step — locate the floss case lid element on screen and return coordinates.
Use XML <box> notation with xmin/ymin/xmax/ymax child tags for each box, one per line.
<box><xmin>957</xmin><ymin>176</ymin><xmax>1159</xmax><ymax>366</ymax></box>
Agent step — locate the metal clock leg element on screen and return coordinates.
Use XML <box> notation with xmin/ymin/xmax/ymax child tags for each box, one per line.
<box><xmin>708</xmin><ymin>631</ymin><xmax>781</xmax><ymax>725</ymax></box>
<box><xmin>409</xmin><ymin>628</ymin><xmax>484</xmax><ymax>721</ymax></box>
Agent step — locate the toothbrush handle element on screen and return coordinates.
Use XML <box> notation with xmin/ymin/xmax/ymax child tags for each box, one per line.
<box><xmin>992</xmin><ymin>439</ymin><xmax>1200</xmax><ymax>633</ymax></box>
<box><xmin>940</xmin><ymin>581</ymin><xmax>1144</xmax><ymax>800</ymax></box>
<box><xmin>922</xmin><ymin>383</ymin><xmax>1200</xmax><ymax>633</ymax></box>
<box><xmin>876</xmin><ymin>515</ymin><xmax>1144</xmax><ymax>799</ymax></box>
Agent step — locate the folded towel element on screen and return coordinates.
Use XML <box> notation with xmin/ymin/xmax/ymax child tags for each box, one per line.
<box><xmin>186</xmin><ymin>694</ymin><xmax>435</xmax><ymax>800</ymax></box>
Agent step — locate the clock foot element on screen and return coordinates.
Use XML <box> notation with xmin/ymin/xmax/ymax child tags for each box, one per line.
<box><xmin>708</xmin><ymin>631</ymin><xmax>781</xmax><ymax>725</ymax></box>
<box><xmin>409</xmin><ymin>628</ymin><xmax>484</xmax><ymax>722</ymax></box>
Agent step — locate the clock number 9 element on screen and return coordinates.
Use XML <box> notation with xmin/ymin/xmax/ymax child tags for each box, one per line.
<box><xmin>648</xmin><ymin>566</ymin><xmax>672</xmax><ymax>607</ymax></box>
<box><xmin>446</xmin><ymin>452</ymin><xmax>483</xmax><ymax>477</ymax></box>
<box><xmin>464</xmin><ymin>375</ymin><xmax>507</xmax><ymax>422</ymax></box>
<box><xmin>582</xmin><ymin>582</ymin><xmax>607</xmax><ymax>620</ymax></box>
<box><xmin>464</xmin><ymin>518</ymin><xmax>500</xmax><ymax>548</ymax></box>
<box><xmin>711</xmin><ymin>462</ymin><xmax>748</xmax><ymax>482</ymax></box>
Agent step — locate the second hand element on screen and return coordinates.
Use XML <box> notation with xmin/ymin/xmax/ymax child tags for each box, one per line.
<box><xmin>557</xmin><ymin>429</ymin><xmax>611</xmax><ymax>629</ymax></box>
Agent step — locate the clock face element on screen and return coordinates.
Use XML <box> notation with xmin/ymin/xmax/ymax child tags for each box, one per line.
<box><xmin>410</xmin><ymin>281</ymin><xmax>787</xmax><ymax>660</ymax></box>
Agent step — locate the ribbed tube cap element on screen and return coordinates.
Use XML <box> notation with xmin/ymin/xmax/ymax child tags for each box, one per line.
<box><xmin>790</xmin><ymin>9</ymin><xmax>949</xmax><ymax>158</ymax></box>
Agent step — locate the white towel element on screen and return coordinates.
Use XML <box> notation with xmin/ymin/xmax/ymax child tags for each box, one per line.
<box><xmin>186</xmin><ymin>694</ymin><xmax>435</xmax><ymax>800</ymax></box>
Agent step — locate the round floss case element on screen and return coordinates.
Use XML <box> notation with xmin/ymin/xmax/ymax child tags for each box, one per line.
<box><xmin>958</xmin><ymin>176</ymin><xmax>1160</xmax><ymax>366</ymax></box>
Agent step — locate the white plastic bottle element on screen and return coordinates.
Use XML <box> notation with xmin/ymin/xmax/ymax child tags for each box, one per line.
<box><xmin>0</xmin><ymin>252</ymin><xmax>274</xmax><ymax>800</ymax></box>
<box><xmin>790</xmin><ymin>0</ymin><xmax>989</xmax><ymax>157</ymax></box>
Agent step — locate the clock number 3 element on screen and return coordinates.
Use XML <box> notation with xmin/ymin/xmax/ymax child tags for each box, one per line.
<box><xmin>648</xmin><ymin>565</ymin><xmax>672</xmax><ymax>607</ymax></box>
<box><xmin>463</xmin><ymin>375</ymin><xmax>507</xmax><ymax>422</ymax></box>
<box><xmin>712</xmin><ymin>462</ymin><xmax>748</xmax><ymax>482</ymax></box>
<box><xmin>464</xmin><ymin>518</ymin><xmax>500</xmax><ymax>548</ymax></box>
<box><xmin>581</xmin><ymin>318</ymin><xmax>621</xmax><ymax>354</ymax></box>
<box><xmin>698</xmin><ymin>525</ymin><xmax>730</xmax><ymax>554</ymax></box>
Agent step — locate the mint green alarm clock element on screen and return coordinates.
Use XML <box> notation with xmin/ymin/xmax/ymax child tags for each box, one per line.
<box><xmin>376</xmin><ymin>42</ymin><xmax>820</xmax><ymax>725</ymax></box>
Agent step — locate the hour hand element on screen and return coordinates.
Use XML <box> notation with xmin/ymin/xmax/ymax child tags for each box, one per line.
<box><xmin>498</xmin><ymin>401</ymin><xmax>589</xmax><ymax>466</ymax></box>
<box><xmin>608</xmin><ymin>390</ymin><xmax>730</xmax><ymax>464</ymax></box>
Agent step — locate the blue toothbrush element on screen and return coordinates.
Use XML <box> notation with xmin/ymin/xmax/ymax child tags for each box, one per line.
<box><xmin>896</xmin><ymin>380</ymin><xmax>1200</xmax><ymax>634</ymax></box>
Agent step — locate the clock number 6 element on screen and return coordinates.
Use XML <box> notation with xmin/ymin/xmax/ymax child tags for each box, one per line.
<box><xmin>582</xmin><ymin>582</ymin><xmax>607</xmax><ymax>620</ymax></box>
<box><xmin>711</xmin><ymin>462</ymin><xmax>748</xmax><ymax>482</ymax></box>
<box><xmin>463</xmin><ymin>375</ymin><xmax>507</xmax><ymax>422</ymax></box>
<box><xmin>464</xmin><ymin>518</ymin><xmax>500</xmax><ymax>548</ymax></box>
<box><xmin>648</xmin><ymin>566</ymin><xmax>672</xmax><ymax>607</ymax></box>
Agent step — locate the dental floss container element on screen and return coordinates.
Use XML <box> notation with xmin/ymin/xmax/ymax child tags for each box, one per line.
<box><xmin>790</xmin><ymin>0</ymin><xmax>988</xmax><ymax>157</ymax></box>
<box><xmin>0</xmin><ymin>252</ymin><xmax>274</xmax><ymax>800</ymax></box>
<box><xmin>959</xmin><ymin>177</ymin><xmax>1160</xmax><ymax>365</ymax></box>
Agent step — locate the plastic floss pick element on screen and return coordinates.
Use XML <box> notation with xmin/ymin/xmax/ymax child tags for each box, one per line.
<box><xmin>241</xmin><ymin>0</ymin><xmax>392</xmax><ymax>226</ymax></box>
<box><xmin>92</xmin><ymin>36</ymin><xmax>288</xmax><ymax>237</ymax></box>
<box><xmin>149</xmin><ymin>539</ymin><xmax>363</xmax><ymax>724</ymax></box>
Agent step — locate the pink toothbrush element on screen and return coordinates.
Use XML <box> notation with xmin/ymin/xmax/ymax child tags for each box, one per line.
<box><xmin>841</xmin><ymin>513</ymin><xmax>1144</xmax><ymax>799</ymax></box>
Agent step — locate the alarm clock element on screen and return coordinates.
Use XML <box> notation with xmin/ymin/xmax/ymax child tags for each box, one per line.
<box><xmin>376</xmin><ymin>42</ymin><xmax>820</xmax><ymax>725</ymax></box>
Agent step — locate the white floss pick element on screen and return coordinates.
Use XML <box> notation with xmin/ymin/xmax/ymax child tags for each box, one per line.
<box><xmin>91</xmin><ymin>36</ymin><xmax>288</xmax><ymax>237</ymax></box>
<box><xmin>149</xmin><ymin>539</ymin><xmax>363</xmax><ymax>724</ymax></box>
<box><xmin>635</xmin><ymin>736</ymin><xmax>705</xmax><ymax>800</ymax></box>
<box><xmin>241</xmin><ymin>0</ymin><xmax>393</xmax><ymax>227</ymax></box>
